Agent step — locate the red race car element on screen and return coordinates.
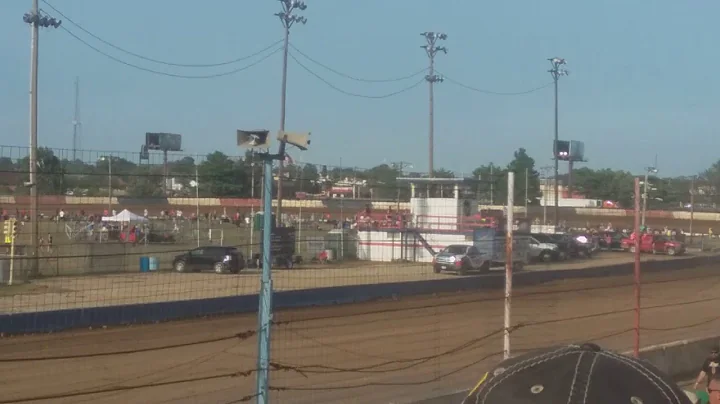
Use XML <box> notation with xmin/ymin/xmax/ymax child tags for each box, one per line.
<box><xmin>621</xmin><ymin>233</ymin><xmax>685</xmax><ymax>256</ymax></box>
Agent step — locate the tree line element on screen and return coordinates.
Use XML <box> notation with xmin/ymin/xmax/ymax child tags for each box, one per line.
<box><xmin>0</xmin><ymin>146</ymin><xmax>718</xmax><ymax>209</ymax></box>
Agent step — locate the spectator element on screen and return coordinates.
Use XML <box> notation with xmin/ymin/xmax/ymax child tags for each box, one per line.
<box><xmin>466</xmin><ymin>342</ymin><xmax>692</xmax><ymax>404</ymax></box>
<box><xmin>694</xmin><ymin>347</ymin><xmax>720</xmax><ymax>392</ymax></box>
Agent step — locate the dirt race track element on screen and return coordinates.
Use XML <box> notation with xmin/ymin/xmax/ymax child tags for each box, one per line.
<box><xmin>0</xmin><ymin>253</ymin><xmax>681</xmax><ymax>314</ymax></box>
<box><xmin>2</xmin><ymin>261</ymin><xmax>720</xmax><ymax>404</ymax></box>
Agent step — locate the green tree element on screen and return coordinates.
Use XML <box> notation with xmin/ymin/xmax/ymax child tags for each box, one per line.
<box><xmin>127</xmin><ymin>165</ymin><xmax>164</xmax><ymax>197</ymax></box>
<box><xmin>472</xmin><ymin>163</ymin><xmax>506</xmax><ymax>204</ymax></box>
<box><xmin>15</xmin><ymin>147</ymin><xmax>64</xmax><ymax>195</ymax></box>
<box><xmin>432</xmin><ymin>168</ymin><xmax>455</xmax><ymax>178</ymax></box>
<box><xmin>506</xmin><ymin>148</ymin><xmax>541</xmax><ymax>205</ymax></box>
<box><xmin>572</xmin><ymin>168</ymin><xmax>635</xmax><ymax>207</ymax></box>
<box><xmin>366</xmin><ymin>164</ymin><xmax>400</xmax><ymax>200</ymax></box>
<box><xmin>198</xmin><ymin>152</ymin><xmax>248</xmax><ymax>197</ymax></box>
<box><xmin>701</xmin><ymin>160</ymin><xmax>720</xmax><ymax>205</ymax></box>
<box><xmin>298</xmin><ymin>163</ymin><xmax>320</xmax><ymax>193</ymax></box>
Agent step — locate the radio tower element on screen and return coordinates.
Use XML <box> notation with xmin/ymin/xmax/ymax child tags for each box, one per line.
<box><xmin>72</xmin><ymin>76</ymin><xmax>81</xmax><ymax>161</ymax></box>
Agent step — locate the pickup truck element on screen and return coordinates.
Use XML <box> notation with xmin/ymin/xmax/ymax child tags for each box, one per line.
<box><xmin>598</xmin><ymin>231</ymin><xmax>629</xmax><ymax>251</ymax></box>
<box><xmin>621</xmin><ymin>234</ymin><xmax>685</xmax><ymax>256</ymax></box>
<box><xmin>433</xmin><ymin>244</ymin><xmax>490</xmax><ymax>275</ymax></box>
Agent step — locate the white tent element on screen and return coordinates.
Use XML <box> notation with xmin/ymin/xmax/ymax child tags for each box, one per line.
<box><xmin>102</xmin><ymin>209</ymin><xmax>148</xmax><ymax>223</ymax></box>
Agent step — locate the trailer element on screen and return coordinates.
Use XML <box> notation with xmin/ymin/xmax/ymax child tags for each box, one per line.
<box><xmin>473</xmin><ymin>227</ymin><xmax>530</xmax><ymax>270</ymax></box>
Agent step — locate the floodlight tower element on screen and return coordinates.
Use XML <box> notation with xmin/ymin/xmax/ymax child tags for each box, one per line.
<box><xmin>23</xmin><ymin>1</ymin><xmax>62</xmax><ymax>277</ymax></box>
<box><xmin>238</xmin><ymin>128</ymin><xmax>309</xmax><ymax>404</ymax></box>
<box><xmin>641</xmin><ymin>166</ymin><xmax>658</xmax><ymax>227</ymax></box>
<box><xmin>422</xmin><ymin>32</ymin><xmax>447</xmax><ymax>177</ymax></box>
<box><xmin>72</xmin><ymin>77</ymin><xmax>81</xmax><ymax>161</ymax></box>
<box><xmin>275</xmin><ymin>0</ymin><xmax>308</xmax><ymax>221</ymax></box>
<box><xmin>548</xmin><ymin>57</ymin><xmax>569</xmax><ymax>227</ymax></box>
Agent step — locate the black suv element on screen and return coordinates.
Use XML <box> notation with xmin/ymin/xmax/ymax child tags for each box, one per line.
<box><xmin>548</xmin><ymin>233</ymin><xmax>593</xmax><ymax>258</ymax></box>
<box><xmin>172</xmin><ymin>246</ymin><xmax>245</xmax><ymax>274</ymax></box>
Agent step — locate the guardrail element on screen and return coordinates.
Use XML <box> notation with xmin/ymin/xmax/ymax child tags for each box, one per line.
<box><xmin>1</xmin><ymin>254</ymin><xmax>718</xmax><ymax>334</ymax></box>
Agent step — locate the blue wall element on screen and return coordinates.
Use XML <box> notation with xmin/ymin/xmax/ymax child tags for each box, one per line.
<box><xmin>1</xmin><ymin>255</ymin><xmax>717</xmax><ymax>334</ymax></box>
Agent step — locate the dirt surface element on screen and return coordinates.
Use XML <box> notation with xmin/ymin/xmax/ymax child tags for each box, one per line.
<box><xmin>2</xmin><ymin>262</ymin><xmax>719</xmax><ymax>404</ymax></box>
<box><xmin>0</xmin><ymin>252</ymin><xmax>682</xmax><ymax>314</ymax></box>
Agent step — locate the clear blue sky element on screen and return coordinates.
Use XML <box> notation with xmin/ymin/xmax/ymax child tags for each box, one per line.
<box><xmin>1</xmin><ymin>0</ymin><xmax>718</xmax><ymax>176</ymax></box>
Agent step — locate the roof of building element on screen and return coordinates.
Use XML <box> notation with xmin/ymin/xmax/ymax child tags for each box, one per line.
<box><xmin>395</xmin><ymin>177</ymin><xmax>482</xmax><ymax>185</ymax></box>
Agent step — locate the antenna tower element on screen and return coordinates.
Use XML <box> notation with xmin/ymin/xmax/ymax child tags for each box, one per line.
<box><xmin>72</xmin><ymin>77</ymin><xmax>81</xmax><ymax>161</ymax></box>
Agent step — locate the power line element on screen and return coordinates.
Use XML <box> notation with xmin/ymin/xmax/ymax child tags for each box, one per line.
<box><xmin>0</xmin><ymin>331</ymin><xmax>256</xmax><ymax>363</ymax></box>
<box><xmin>41</xmin><ymin>0</ymin><xmax>283</xmax><ymax>68</ymax></box>
<box><xmin>0</xmin><ymin>371</ymin><xmax>246</xmax><ymax>404</ymax></box>
<box><xmin>438</xmin><ymin>72</ymin><xmax>554</xmax><ymax>95</ymax></box>
<box><xmin>288</xmin><ymin>52</ymin><xmax>425</xmax><ymax>99</ymax></box>
<box><xmin>58</xmin><ymin>25</ymin><xmax>281</xmax><ymax>79</ymax></box>
<box><xmin>289</xmin><ymin>43</ymin><xmax>428</xmax><ymax>83</ymax></box>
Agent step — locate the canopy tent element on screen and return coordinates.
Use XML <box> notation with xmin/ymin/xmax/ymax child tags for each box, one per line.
<box><xmin>102</xmin><ymin>209</ymin><xmax>148</xmax><ymax>223</ymax></box>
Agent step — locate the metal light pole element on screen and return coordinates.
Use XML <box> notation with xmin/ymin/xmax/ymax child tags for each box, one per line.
<box><xmin>195</xmin><ymin>165</ymin><xmax>200</xmax><ymax>247</ymax></box>
<box><xmin>421</xmin><ymin>32</ymin><xmax>447</xmax><ymax>178</ymax></box>
<box><xmin>524</xmin><ymin>168</ymin><xmax>529</xmax><ymax>218</ymax></box>
<box><xmin>257</xmin><ymin>153</ymin><xmax>274</xmax><ymax>404</ymax></box>
<box><xmin>23</xmin><ymin>1</ymin><xmax>61</xmax><ymax>277</ymax></box>
<box><xmin>391</xmin><ymin>161</ymin><xmax>413</xmax><ymax>213</ymax></box>
<box><xmin>641</xmin><ymin>166</ymin><xmax>657</xmax><ymax>227</ymax></box>
<box><xmin>539</xmin><ymin>165</ymin><xmax>552</xmax><ymax>226</ymax></box>
<box><xmin>504</xmin><ymin>171</ymin><xmax>515</xmax><ymax>359</ymax></box>
<box><xmin>98</xmin><ymin>156</ymin><xmax>112</xmax><ymax>213</ymax></box>
<box><xmin>689</xmin><ymin>176</ymin><xmax>696</xmax><ymax>244</ymax></box>
<box><xmin>548</xmin><ymin>57</ymin><xmax>568</xmax><ymax>227</ymax></box>
<box><xmin>250</xmin><ymin>158</ymin><xmax>256</xmax><ymax>260</ymax></box>
<box><xmin>108</xmin><ymin>157</ymin><xmax>112</xmax><ymax>213</ymax></box>
<box><xmin>275</xmin><ymin>0</ymin><xmax>307</xmax><ymax>222</ymax></box>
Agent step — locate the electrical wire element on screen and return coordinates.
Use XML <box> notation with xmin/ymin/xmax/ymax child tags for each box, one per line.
<box><xmin>0</xmin><ymin>371</ymin><xmax>246</xmax><ymax>404</ymax></box>
<box><xmin>59</xmin><ymin>26</ymin><xmax>282</xmax><ymax>79</ymax></box>
<box><xmin>289</xmin><ymin>43</ymin><xmax>428</xmax><ymax>83</ymax></box>
<box><xmin>42</xmin><ymin>1</ymin><xmax>283</xmax><ymax>68</ymax></box>
<box><xmin>288</xmin><ymin>52</ymin><xmax>425</xmax><ymax>99</ymax></box>
<box><xmin>437</xmin><ymin>71</ymin><xmax>553</xmax><ymax>96</ymax></box>
<box><xmin>0</xmin><ymin>330</ymin><xmax>256</xmax><ymax>363</ymax></box>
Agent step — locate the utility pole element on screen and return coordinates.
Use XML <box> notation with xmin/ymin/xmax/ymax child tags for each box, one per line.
<box><xmin>421</xmin><ymin>32</ymin><xmax>447</xmax><ymax>178</ymax></box>
<box><xmin>23</xmin><ymin>1</ymin><xmax>61</xmax><ymax>277</ymax></box>
<box><xmin>490</xmin><ymin>164</ymin><xmax>494</xmax><ymax>205</ymax></box>
<box><xmin>539</xmin><ymin>165</ymin><xmax>553</xmax><ymax>225</ymax></box>
<box><xmin>525</xmin><ymin>168</ymin><xmax>529</xmax><ymax>218</ymax></box>
<box><xmin>548</xmin><ymin>57</ymin><xmax>568</xmax><ymax>227</ymax></box>
<box><xmin>690</xmin><ymin>176</ymin><xmax>696</xmax><ymax>245</ymax></box>
<box><xmin>392</xmin><ymin>161</ymin><xmax>413</xmax><ymax>212</ymax></box>
<box><xmin>72</xmin><ymin>77</ymin><xmax>81</xmax><ymax>161</ymax></box>
<box><xmin>275</xmin><ymin>0</ymin><xmax>307</xmax><ymax>223</ymax></box>
<box><xmin>641</xmin><ymin>166</ymin><xmax>658</xmax><ymax>227</ymax></box>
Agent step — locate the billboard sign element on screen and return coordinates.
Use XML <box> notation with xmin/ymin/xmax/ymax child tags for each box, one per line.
<box><xmin>145</xmin><ymin>133</ymin><xmax>182</xmax><ymax>151</ymax></box>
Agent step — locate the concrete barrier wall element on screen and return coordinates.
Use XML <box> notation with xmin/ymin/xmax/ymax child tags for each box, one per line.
<box><xmin>408</xmin><ymin>336</ymin><xmax>719</xmax><ymax>404</ymax></box>
<box><xmin>637</xmin><ymin>336</ymin><xmax>719</xmax><ymax>380</ymax></box>
<box><xmin>1</xmin><ymin>254</ymin><xmax>719</xmax><ymax>334</ymax></box>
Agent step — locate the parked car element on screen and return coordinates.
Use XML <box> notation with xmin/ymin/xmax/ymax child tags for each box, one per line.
<box><xmin>548</xmin><ymin>233</ymin><xmax>593</xmax><ymax>258</ymax></box>
<box><xmin>573</xmin><ymin>233</ymin><xmax>600</xmax><ymax>254</ymax></box>
<box><xmin>598</xmin><ymin>231</ymin><xmax>629</xmax><ymax>251</ymax></box>
<box><xmin>528</xmin><ymin>236</ymin><xmax>561</xmax><ymax>262</ymax></box>
<box><xmin>621</xmin><ymin>234</ymin><xmax>685</xmax><ymax>256</ymax></box>
<box><xmin>433</xmin><ymin>244</ymin><xmax>489</xmax><ymax>275</ymax></box>
<box><xmin>531</xmin><ymin>233</ymin><xmax>568</xmax><ymax>261</ymax></box>
<box><xmin>172</xmin><ymin>246</ymin><xmax>245</xmax><ymax>274</ymax></box>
